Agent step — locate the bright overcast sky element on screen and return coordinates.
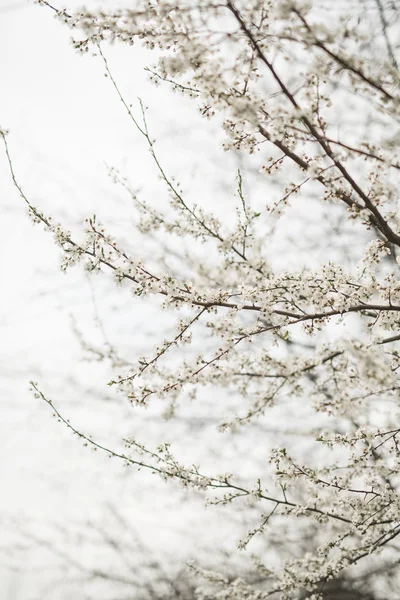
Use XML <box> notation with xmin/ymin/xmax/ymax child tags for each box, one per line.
<box><xmin>1</xmin><ymin>1</ymin><xmax>339</xmax><ymax>597</ymax></box>
<box><xmin>0</xmin><ymin>2</ymin><xmax>247</xmax><ymax>597</ymax></box>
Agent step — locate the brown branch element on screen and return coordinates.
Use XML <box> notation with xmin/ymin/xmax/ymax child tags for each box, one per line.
<box><xmin>32</xmin><ymin>382</ymin><xmax>358</xmax><ymax>526</ymax></box>
<box><xmin>294</xmin><ymin>9</ymin><xmax>396</xmax><ymax>102</ymax></box>
<box><xmin>227</xmin><ymin>2</ymin><xmax>400</xmax><ymax>247</ymax></box>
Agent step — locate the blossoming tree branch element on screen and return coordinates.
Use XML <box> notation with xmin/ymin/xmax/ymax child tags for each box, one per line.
<box><xmin>3</xmin><ymin>0</ymin><xmax>400</xmax><ymax>597</ymax></box>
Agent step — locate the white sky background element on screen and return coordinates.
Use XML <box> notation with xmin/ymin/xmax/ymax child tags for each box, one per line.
<box><xmin>0</xmin><ymin>0</ymin><xmax>384</xmax><ymax>597</ymax></box>
<box><xmin>0</xmin><ymin>1</ymin><xmax>276</xmax><ymax>598</ymax></box>
<box><xmin>0</xmin><ymin>0</ymin><xmax>220</xmax><ymax>596</ymax></box>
